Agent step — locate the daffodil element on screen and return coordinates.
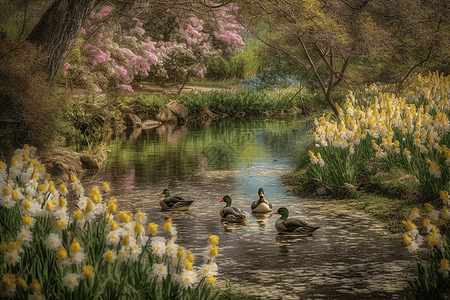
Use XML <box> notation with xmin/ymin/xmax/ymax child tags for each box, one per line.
<box><xmin>164</xmin><ymin>218</ymin><xmax>172</xmax><ymax>231</ymax></box>
<box><xmin>206</xmin><ymin>274</ymin><xmax>216</xmax><ymax>285</ymax></box>
<box><xmin>17</xmin><ymin>228</ymin><xmax>33</xmax><ymax>245</ymax></box>
<box><xmin>117</xmin><ymin>211</ymin><xmax>131</xmax><ymax>223</ymax></box>
<box><xmin>56</xmin><ymin>246</ymin><xmax>68</xmax><ymax>261</ymax></box>
<box><xmin>152</xmin><ymin>263</ymin><xmax>168</xmax><ymax>281</ymax></box>
<box><xmin>199</xmin><ymin>262</ymin><xmax>219</xmax><ymax>277</ymax></box>
<box><xmin>81</xmin><ymin>265</ymin><xmax>95</xmax><ymax>278</ymax></box>
<box><xmin>74</xmin><ymin>209</ymin><xmax>83</xmax><ymax>220</ymax></box>
<box><xmin>150</xmin><ymin>236</ymin><xmax>166</xmax><ymax>258</ymax></box>
<box><xmin>56</xmin><ymin>219</ymin><xmax>68</xmax><ymax>229</ymax></box>
<box><xmin>209</xmin><ymin>246</ymin><xmax>218</xmax><ymax>257</ymax></box>
<box><xmin>184</xmin><ymin>259</ymin><xmax>193</xmax><ymax>270</ymax></box>
<box><xmin>62</xmin><ymin>273</ymin><xmax>80</xmax><ymax>292</ymax></box>
<box><xmin>134</xmin><ymin>222</ymin><xmax>143</xmax><ymax>234</ymax></box>
<box><xmin>22</xmin><ymin>215</ymin><xmax>32</xmax><ymax>227</ymax></box>
<box><xmin>176</xmin><ymin>270</ymin><xmax>198</xmax><ymax>289</ymax></box>
<box><xmin>107</xmin><ymin>198</ymin><xmax>117</xmax><ymax>213</ymax></box>
<box><xmin>4</xmin><ymin>250</ymin><xmax>20</xmax><ymax>265</ymax></box>
<box><xmin>69</xmin><ymin>238</ymin><xmax>81</xmax><ymax>254</ymax></box>
<box><xmin>16</xmin><ymin>276</ymin><xmax>27</xmax><ymax>289</ymax></box>
<box><xmin>70</xmin><ymin>172</ymin><xmax>77</xmax><ymax>182</ymax></box>
<box><xmin>177</xmin><ymin>246</ymin><xmax>185</xmax><ymax>259</ymax></box>
<box><xmin>122</xmin><ymin>234</ymin><xmax>131</xmax><ymax>246</ymax></box>
<box><xmin>1</xmin><ymin>273</ymin><xmax>17</xmax><ymax>298</ymax></box>
<box><xmin>47</xmin><ymin>233</ymin><xmax>62</xmax><ymax>251</ymax></box>
<box><xmin>148</xmin><ymin>222</ymin><xmax>158</xmax><ymax>235</ymax></box>
<box><xmin>29</xmin><ymin>279</ymin><xmax>41</xmax><ymax>293</ymax></box>
<box><xmin>408</xmin><ymin>207</ymin><xmax>420</xmax><ymax>220</ymax></box>
<box><xmin>103</xmin><ymin>250</ymin><xmax>115</xmax><ymax>263</ymax></box>
<box><xmin>186</xmin><ymin>250</ymin><xmax>194</xmax><ymax>263</ymax></box>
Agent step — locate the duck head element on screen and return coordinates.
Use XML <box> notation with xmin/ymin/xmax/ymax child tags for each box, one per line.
<box><xmin>272</xmin><ymin>207</ymin><xmax>289</xmax><ymax>220</ymax></box>
<box><xmin>258</xmin><ymin>188</ymin><xmax>264</xmax><ymax>197</ymax></box>
<box><xmin>219</xmin><ymin>195</ymin><xmax>232</xmax><ymax>207</ymax></box>
<box><xmin>160</xmin><ymin>189</ymin><xmax>171</xmax><ymax>197</ymax></box>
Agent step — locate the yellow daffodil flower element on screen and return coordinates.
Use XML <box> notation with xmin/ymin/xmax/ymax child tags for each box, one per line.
<box><xmin>82</xmin><ymin>265</ymin><xmax>94</xmax><ymax>278</ymax></box>
<box><xmin>57</xmin><ymin>246</ymin><xmax>68</xmax><ymax>260</ymax></box>
<box><xmin>164</xmin><ymin>218</ymin><xmax>172</xmax><ymax>231</ymax></box>
<box><xmin>209</xmin><ymin>235</ymin><xmax>219</xmax><ymax>246</ymax></box>
<box><xmin>29</xmin><ymin>279</ymin><xmax>41</xmax><ymax>293</ymax></box>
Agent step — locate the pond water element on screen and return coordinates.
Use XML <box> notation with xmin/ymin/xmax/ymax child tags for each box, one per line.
<box><xmin>81</xmin><ymin>116</ymin><xmax>417</xmax><ymax>300</ymax></box>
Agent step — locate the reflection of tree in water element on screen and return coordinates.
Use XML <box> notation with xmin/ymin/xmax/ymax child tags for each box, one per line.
<box><xmin>105</xmin><ymin>116</ymin><xmax>307</xmax><ymax>180</ymax></box>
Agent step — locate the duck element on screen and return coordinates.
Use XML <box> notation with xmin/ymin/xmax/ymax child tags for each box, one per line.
<box><xmin>251</xmin><ymin>188</ymin><xmax>272</xmax><ymax>213</ymax></box>
<box><xmin>219</xmin><ymin>195</ymin><xmax>248</xmax><ymax>223</ymax></box>
<box><xmin>159</xmin><ymin>189</ymin><xmax>194</xmax><ymax>211</ymax></box>
<box><xmin>272</xmin><ymin>207</ymin><xmax>320</xmax><ymax>235</ymax></box>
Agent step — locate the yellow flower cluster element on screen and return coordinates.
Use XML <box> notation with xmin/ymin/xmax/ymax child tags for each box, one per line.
<box><xmin>312</xmin><ymin>71</ymin><xmax>450</xmax><ymax>180</ymax></box>
<box><xmin>0</xmin><ymin>145</ymin><xmax>219</xmax><ymax>298</ymax></box>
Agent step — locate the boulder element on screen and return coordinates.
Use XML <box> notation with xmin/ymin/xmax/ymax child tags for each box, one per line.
<box><xmin>142</xmin><ymin>119</ymin><xmax>162</xmax><ymax>130</ymax></box>
<box><xmin>167</xmin><ymin>100</ymin><xmax>189</xmax><ymax>118</ymax></box>
<box><xmin>156</xmin><ymin>107</ymin><xmax>178</xmax><ymax>123</ymax></box>
<box><xmin>79</xmin><ymin>154</ymin><xmax>101</xmax><ymax>172</ymax></box>
<box><xmin>123</xmin><ymin>114</ymin><xmax>142</xmax><ymax>128</ymax></box>
<box><xmin>37</xmin><ymin>147</ymin><xmax>83</xmax><ymax>184</ymax></box>
<box><xmin>316</xmin><ymin>186</ymin><xmax>331</xmax><ymax>196</ymax></box>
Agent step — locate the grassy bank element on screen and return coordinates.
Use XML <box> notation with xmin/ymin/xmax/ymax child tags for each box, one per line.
<box><xmin>56</xmin><ymin>84</ymin><xmax>328</xmax><ymax>145</ymax></box>
<box><xmin>285</xmin><ymin>71</ymin><xmax>450</xmax><ymax>299</ymax></box>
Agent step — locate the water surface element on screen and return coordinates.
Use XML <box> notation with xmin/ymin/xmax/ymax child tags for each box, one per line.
<box><xmin>81</xmin><ymin>117</ymin><xmax>416</xmax><ymax>300</ymax></box>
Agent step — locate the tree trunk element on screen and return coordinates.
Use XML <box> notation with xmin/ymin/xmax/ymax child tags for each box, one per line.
<box><xmin>26</xmin><ymin>0</ymin><xmax>101</xmax><ymax>84</ymax></box>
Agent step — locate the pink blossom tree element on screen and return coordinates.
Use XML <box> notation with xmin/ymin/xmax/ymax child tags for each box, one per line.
<box><xmin>63</xmin><ymin>2</ymin><xmax>245</xmax><ymax>93</ymax></box>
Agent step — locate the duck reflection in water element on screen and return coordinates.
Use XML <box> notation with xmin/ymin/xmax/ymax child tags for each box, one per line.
<box><xmin>220</xmin><ymin>220</ymin><xmax>248</xmax><ymax>232</ymax></box>
<box><xmin>252</xmin><ymin>212</ymin><xmax>272</xmax><ymax>230</ymax></box>
<box><xmin>275</xmin><ymin>235</ymin><xmax>316</xmax><ymax>255</ymax></box>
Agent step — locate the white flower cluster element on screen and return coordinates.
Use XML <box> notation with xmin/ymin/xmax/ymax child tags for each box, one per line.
<box><xmin>0</xmin><ymin>145</ymin><xmax>219</xmax><ymax>298</ymax></box>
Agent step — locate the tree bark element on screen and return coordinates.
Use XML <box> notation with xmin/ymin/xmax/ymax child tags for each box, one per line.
<box><xmin>26</xmin><ymin>0</ymin><xmax>101</xmax><ymax>84</ymax></box>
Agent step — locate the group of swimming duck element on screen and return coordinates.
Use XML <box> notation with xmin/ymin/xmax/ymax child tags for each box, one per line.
<box><xmin>159</xmin><ymin>188</ymin><xmax>320</xmax><ymax>235</ymax></box>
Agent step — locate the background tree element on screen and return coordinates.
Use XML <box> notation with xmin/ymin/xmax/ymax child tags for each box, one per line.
<box><xmin>236</xmin><ymin>0</ymin><xmax>450</xmax><ymax>114</ymax></box>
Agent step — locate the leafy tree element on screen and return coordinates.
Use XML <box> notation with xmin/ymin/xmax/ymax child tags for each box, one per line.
<box><xmin>236</xmin><ymin>0</ymin><xmax>450</xmax><ymax>114</ymax></box>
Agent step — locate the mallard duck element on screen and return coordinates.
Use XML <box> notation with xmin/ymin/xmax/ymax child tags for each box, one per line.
<box><xmin>272</xmin><ymin>207</ymin><xmax>320</xmax><ymax>235</ymax></box>
<box><xmin>159</xmin><ymin>189</ymin><xmax>194</xmax><ymax>211</ymax></box>
<box><xmin>251</xmin><ymin>188</ymin><xmax>272</xmax><ymax>213</ymax></box>
<box><xmin>219</xmin><ymin>195</ymin><xmax>248</xmax><ymax>223</ymax></box>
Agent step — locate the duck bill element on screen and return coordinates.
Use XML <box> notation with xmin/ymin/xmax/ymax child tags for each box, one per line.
<box><xmin>219</xmin><ymin>200</ymin><xmax>224</xmax><ymax>202</ymax></box>
<box><xmin>160</xmin><ymin>192</ymin><xmax>165</xmax><ymax>195</ymax></box>
<box><xmin>259</xmin><ymin>192</ymin><xmax>264</xmax><ymax>196</ymax></box>
<box><xmin>272</xmin><ymin>211</ymin><xmax>280</xmax><ymax>214</ymax></box>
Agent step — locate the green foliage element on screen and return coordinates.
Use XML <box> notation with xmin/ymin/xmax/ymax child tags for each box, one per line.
<box><xmin>217</xmin><ymin>288</ymin><xmax>257</xmax><ymax>300</ymax></box>
<box><xmin>205</xmin><ymin>40</ymin><xmax>261</xmax><ymax>81</ymax></box>
<box><xmin>178</xmin><ymin>87</ymin><xmax>303</xmax><ymax>113</ymax></box>
<box><xmin>58</xmin><ymin>95</ymin><xmax>122</xmax><ymax>144</ymax></box>
<box><xmin>123</xmin><ymin>94</ymin><xmax>169</xmax><ymax>111</ymax></box>
<box><xmin>405</xmin><ymin>236</ymin><xmax>450</xmax><ymax>300</ymax></box>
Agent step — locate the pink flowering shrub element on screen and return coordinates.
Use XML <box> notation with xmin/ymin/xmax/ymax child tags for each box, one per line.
<box><xmin>63</xmin><ymin>3</ymin><xmax>245</xmax><ymax>93</ymax></box>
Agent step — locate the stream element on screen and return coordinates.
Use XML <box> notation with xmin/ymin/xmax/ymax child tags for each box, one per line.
<box><xmin>80</xmin><ymin>116</ymin><xmax>417</xmax><ymax>300</ymax></box>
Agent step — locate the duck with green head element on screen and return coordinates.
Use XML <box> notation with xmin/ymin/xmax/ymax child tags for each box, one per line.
<box><xmin>272</xmin><ymin>207</ymin><xmax>320</xmax><ymax>235</ymax></box>
<box><xmin>219</xmin><ymin>195</ymin><xmax>248</xmax><ymax>223</ymax></box>
<box><xmin>251</xmin><ymin>188</ymin><xmax>272</xmax><ymax>213</ymax></box>
<box><xmin>159</xmin><ymin>189</ymin><xmax>194</xmax><ymax>211</ymax></box>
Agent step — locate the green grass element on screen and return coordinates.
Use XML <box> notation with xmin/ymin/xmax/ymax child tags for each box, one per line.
<box><xmin>217</xmin><ymin>289</ymin><xmax>258</xmax><ymax>300</ymax></box>
<box><xmin>281</xmin><ymin>169</ymin><xmax>424</xmax><ymax>233</ymax></box>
